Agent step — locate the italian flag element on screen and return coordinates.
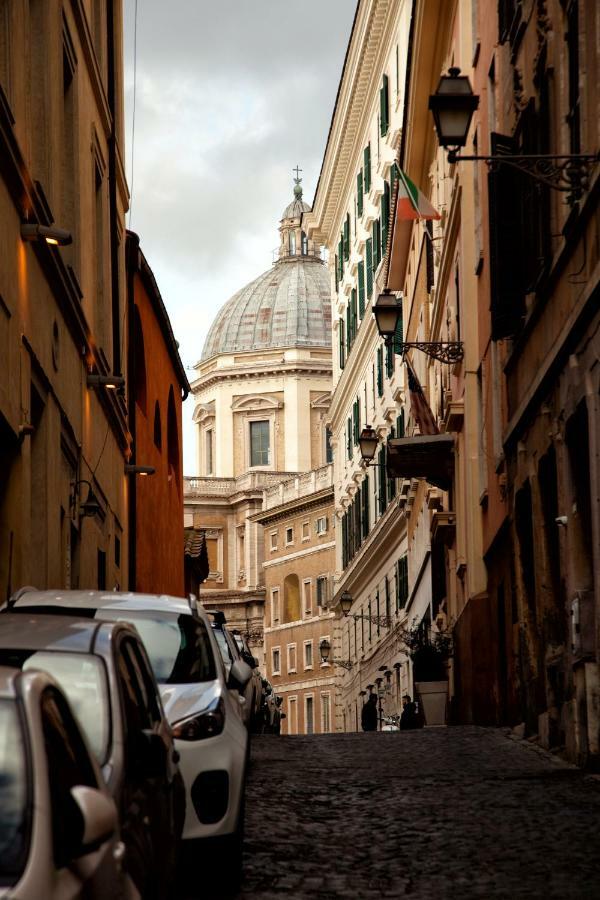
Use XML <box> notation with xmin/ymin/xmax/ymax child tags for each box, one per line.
<box><xmin>396</xmin><ymin>168</ymin><xmax>440</xmax><ymax>221</ymax></box>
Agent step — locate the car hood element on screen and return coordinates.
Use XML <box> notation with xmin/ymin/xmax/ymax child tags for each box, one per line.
<box><xmin>160</xmin><ymin>680</ymin><xmax>221</xmax><ymax>724</ymax></box>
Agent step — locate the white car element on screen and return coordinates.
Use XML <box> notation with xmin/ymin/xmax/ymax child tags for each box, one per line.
<box><xmin>7</xmin><ymin>589</ymin><xmax>252</xmax><ymax>885</ymax></box>
<box><xmin>0</xmin><ymin>665</ymin><xmax>134</xmax><ymax>900</ymax></box>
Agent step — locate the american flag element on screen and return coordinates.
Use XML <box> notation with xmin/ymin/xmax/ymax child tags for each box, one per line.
<box><xmin>406</xmin><ymin>360</ymin><xmax>439</xmax><ymax>436</ymax></box>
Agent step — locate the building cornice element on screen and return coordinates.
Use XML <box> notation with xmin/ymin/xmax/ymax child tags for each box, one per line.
<box><xmin>304</xmin><ymin>0</ymin><xmax>401</xmax><ymax>245</ymax></box>
<box><xmin>190</xmin><ymin>357</ymin><xmax>332</xmax><ymax>395</ymax></box>
<box><xmin>262</xmin><ymin>541</ymin><xmax>336</xmax><ymax>569</ymax></box>
<box><xmin>250</xmin><ymin>488</ymin><xmax>334</xmax><ymax>525</ymax></box>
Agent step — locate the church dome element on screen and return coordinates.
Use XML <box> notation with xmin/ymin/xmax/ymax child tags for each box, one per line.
<box><xmin>201</xmin><ymin>177</ymin><xmax>331</xmax><ymax>361</ymax></box>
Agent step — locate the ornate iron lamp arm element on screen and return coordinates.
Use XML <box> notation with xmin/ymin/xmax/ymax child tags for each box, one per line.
<box><xmin>350</xmin><ymin>613</ymin><xmax>393</xmax><ymax>629</ymax></box>
<box><xmin>398</xmin><ymin>341</ymin><xmax>464</xmax><ymax>364</ymax></box>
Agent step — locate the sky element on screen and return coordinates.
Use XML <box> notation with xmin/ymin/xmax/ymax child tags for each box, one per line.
<box><xmin>123</xmin><ymin>1</ymin><xmax>357</xmax><ymax>474</ymax></box>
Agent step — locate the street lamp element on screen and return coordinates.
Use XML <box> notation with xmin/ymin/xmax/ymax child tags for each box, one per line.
<box><xmin>124</xmin><ymin>465</ymin><xmax>156</xmax><ymax>476</ymax></box>
<box><xmin>87</xmin><ymin>374</ymin><xmax>125</xmax><ymax>390</ymax></box>
<box><xmin>429</xmin><ymin>67</ymin><xmax>599</xmax><ymax>200</ymax></box>
<box><xmin>21</xmin><ymin>223</ymin><xmax>72</xmax><ymax>246</ymax></box>
<box><xmin>372</xmin><ymin>290</ymin><xmax>402</xmax><ymax>346</ymax></box>
<box><xmin>70</xmin><ymin>480</ymin><xmax>101</xmax><ymax>519</ymax></box>
<box><xmin>338</xmin><ymin>590</ymin><xmax>392</xmax><ymax>629</ymax></box>
<box><xmin>358</xmin><ymin>426</ymin><xmax>379</xmax><ymax>464</ymax></box>
<box><xmin>319</xmin><ymin>638</ymin><xmax>353</xmax><ymax>671</ymax></box>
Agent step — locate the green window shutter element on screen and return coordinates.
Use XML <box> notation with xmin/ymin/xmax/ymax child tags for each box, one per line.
<box><xmin>396</xmin><ymin>409</ymin><xmax>405</xmax><ymax>437</ymax></box>
<box><xmin>338</xmin><ymin>238</ymin><xmax>344</xmax><ymax>282</ymax></box>
<box><xmin>352</xmin><ymin>400</ymin><xmax>358</xmax><ymax>445</ymax></box>
<box><xmin>386</xmin><ymin>341</ymin><xmax>393</xmax><ymax>378</ymax></box>
<box><xmin>393</xmin><ymin>305</ymin><xmax>404</xmax><ymax>354</ymax></box>
<box><xmin>358</xmin><ymin>261</ymin><xmax>365</xmax><ymax>317</ymax></box>
<box><xmin>362</xmin><ymin>473</ymin><xmax>370</xmax><ymax>537</ymax></box>
<box><xmin>357</xmin><ymin>170</ymin><xmax>363</xmax><ymax>217</ymax></box>
<box><xmin>342</xmin><ymin>515</ymin><xmax>347</xmax><ymax>569</ymax></box>
<box><xmin>334</xmin><ymin>255</ymin><xmax>339</xmax><ymax>292</ymax></box>
<box><xmin>366</xmin><ymin>239</ymin><xmax>373</xmax><ymax>298</ymax></box>
<box><xmin>339</xmin><ymin>318</ymin><xmax>345</xmax><ymax>369</ymax></box>
<box><xmin>364</xmin><ymin>144</ymin><xmax>371</xmax><ymax>193</ymax></box>
<box><xmin>344</xmin><ymin>214</ymin><xmax>350</xmax><ymax>261</ymax></box>
<box><xmin>381</xmin><ymin>443</ymin><xmax>388</xmax><ymax>511</ymax></box>
<box><xmin>377</xmin><ymin>346</ymin><xmax>383</xmax><ymax>396</ymax></box>
<box><xmin>382</xmin><ymin>180</ymin><xmax>391</xmax><ymax>253</ymax></box>
<box><xmin>347</xmin><ymin>417</ymin><xmax>352</xmax><ymax>460</ymax></box>
<box><xmin>351</xmin><ymin>289</ymin><xmax>357</xmax><ymax>339</ymax></box>
<box><xmin>346</xmin><ymin>304</ymin><xmax>351</xmax><ymax>354</ymax></box>
<box><xmin>372</xmin><ymin>218</ymin><xmax>381</xmax><ymax>269</ymax></box>
<box><xmin>380</xmin><ymin>74</ymin><xmax>389</xmax><ymax>136</ymax></box>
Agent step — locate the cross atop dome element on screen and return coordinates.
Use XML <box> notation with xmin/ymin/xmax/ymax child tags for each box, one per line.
<box><xmin>293</xmin><ymin>165</ymin><xmax>303</xmax><ymax>200</ymax></box>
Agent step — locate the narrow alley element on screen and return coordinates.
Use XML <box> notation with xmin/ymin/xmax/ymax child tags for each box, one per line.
<box><xmin>238</xmin><ymin>729</ymin><xmax>600</xmax><ymax>899</ymax></box>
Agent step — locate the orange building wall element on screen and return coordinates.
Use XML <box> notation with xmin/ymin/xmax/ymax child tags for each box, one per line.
<box><xmin>130</xmin><ymin>269</ymin><xmax>185</xmax><ymax>597</ymax></box>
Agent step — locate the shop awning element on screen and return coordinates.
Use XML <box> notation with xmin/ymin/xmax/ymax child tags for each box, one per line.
<box><xmin>184</xmin><ymin>528</ymin><xmax>209</xmax><ymax>584</ymax></box>
<box><xmin>386</xmin><ymin>168</ymin><xmax>440</xmax><ymax>292</ymax></box>
<box><xmin>386</xmin><ymin>434</ymin><xmax>455</xmax><ymax>491</ymax></box>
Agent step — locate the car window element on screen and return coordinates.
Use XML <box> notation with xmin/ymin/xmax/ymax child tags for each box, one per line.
<box><xmin>122</xmin><ymin>639</ymin><xmax>162</xmax><ymax>728</ymax></box>
<box><xmin>0</xmin><ymin>650</ymin><xmax>111</xmax><ymax>765</ymax></box>
<box><xmin>0</xmin><ymin>701</ymin><xmax>30</xmax><ymax>886</ymax></box>
<box><xmin>211</xmin><ymin>625</ymin><xmax>234</xmax><ymax>669</ymax></box>
<box><xmin>41</xmin><ymin>688</ymin><xmax>98</xmax><ymax>868</ymax></box>
<box><xmin>116</xmin><ymin>641</ymin><xmax>153</xmax><ymax>738</ymax></box>
<box><xmin>97</xmin><ymin>611</ymin><xmax>216</xmax><ymax>684</ymax></box>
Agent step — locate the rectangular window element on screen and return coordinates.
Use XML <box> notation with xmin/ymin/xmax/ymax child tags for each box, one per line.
<box><xmin>303</xmin><ymin>580</ymin><xmax>312</xmax><ymax>617</ymax></box>
<box><xmin>270</xmin><ymin>530</ymin><xmax>278</xmax><ymax>551</ymax></box>
<box><xmin>316</xmin><ymin>516</ymin><xmax>328</xmax><ymax>535</ymax></box>
<box><xmin>325</xmin><ymin>427</ymin><xmax>333</xmax><ymax>464</ymax></box>
<box><xmin>343</xmin><ymin>213</ymin><xmax>350</xmax><ymax>261</ymax></box>
<box><xmin>285</xmin><ymin>527</ymin><xmax>294</xmax><ymax>545</ymax></box>
<box><xmin>301</xmin><ymin>521</ymin><xmax>310</xmax><ymax>541</ymax></box>
<box><xmin>366</xmin><ymin>238</ymin><xmax>373</xmax><ymax>298</ymax></box>
<box><xmin>357</xmin><ymin>169</ymin><xmax>364</xmax><ymax>217</ymax></box>
<box><xmin>363</xmin><ymin>144</ymin><xmax>371</xmax><ymax>192</ymax></box>
<box><xmin>316</xmin><ymin>575</ymin><xmax>329</xmax><ymax>607</ymax></box>
<box><xmin>347</xmin><ymin>417</ymin><xmax>353</xmax><ymax>461</ymax></box>
<box><xmin>305</xmin><ymin>696</ymin><xmax>314</xmax><ymax>735</ymax></box>
<box><xmin>377</xmin><ymin>346</ymin><xmax>384</xmax><ymax>397</ymax></box>
<box><xmin>396</xmin><ymin>556</ymin><xmax>408</xmax><ymax>611</ymax></box>
<box><xmin>272</xmin><ymin>647</ymin><xmax>281</xmax><ymax>675</ymax></box>
<box><xmin>350</xmin><ymin>289</ymin><xmax>358</xmax><ymax>341</ymax></box>
<box><xmin>339</xmin><ymin>318</ymin><xmax>345</xmax><ymax>369</ymax></box>
<box><xmin>288</xmin><ymin>697</ymin><xmax>297</xmax><ymax>734</ymax></box>
<box><xmin>358</xmin><ymin>261</ymin><xmax>365</xmax><ymax>317</ymax></box>
<box><xmin>386</xmin><ymin>341</ymin><xmax>394</xmax><ymax>378</ymax></box>
<box><xmin>321</xmin><ymin>693</ymin><xmax>331</xmax><ymax>732</ymax></box>
<box><xmin>372</xmin><ymin>219</ymin><xmax>381</xmax><ymax>270</ymax></box>
<box><xmin>380</xmin><ymin>74</ymin><xmax>389</xmax><ymax>136</ymax></box>
<box><xmin>287</xmin><ymin>644</ymin><xmax>297</xmax><ymax>674</ymax></box>
<box><xmin>396</xmin><ymin>409</ymin><xmax>405</xmax><ymax>437</ymax></box>
<box><xmin>320</xmin><ymin>634</ymin><xmax>330</xmax><ymax>666</ymax></box>
<box><xmin>272</xmin><ymin>588</ymin><xmax>280</xmax><ymax>625</ymax></box>
<box><xmin>250</xmin><ymin>420</ymin><xmax>270</xmax><ymax>466</ymax></box>
<box><xmin>338</xmin><ymin>237</ymin><xmax>344</xmax><ymax>282</ymax></box>
<box><xmin>304</xmin><ymin>641</ymin><xmax>313</xmax><ymax>669</ymax></box>
<box><xmin>205</xmin><ymin>428</ymin><xmax>213</xmax><ymax>475</ymax></box>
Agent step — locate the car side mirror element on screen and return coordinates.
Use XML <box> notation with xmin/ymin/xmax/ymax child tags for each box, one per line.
<box><xmin>70</xmin><ymin>786</ymin><xmax>118</xmax><ymax>855</ymax></box>
<box><xmin>138</xmin><ymin>729</ymin><xmax>167</xmax><ymax>779</ymax></box>
<box><xmin>228</xmin><ymin>659</ymin><xmax>252</xmax><ymax>694</ymax></box>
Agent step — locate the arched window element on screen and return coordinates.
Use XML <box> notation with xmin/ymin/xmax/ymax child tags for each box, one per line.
<box><xmin>289</xmin><ymin>230</ymin><xmax>296</xmax><ymax>256</ymax></box>
<box><xmin>153</xmin><ymin>401</ymin><xmax>162</xmax><ymax>450</ymax></box>
<box><xmin>167</xmin><ymin>385</ymin><xmax>180</xmax><ymax>490</ymax></box>
<box><xmin>283</xmin><ymin>574</ymin><xmax>300</xmax><ymax>623</ymax></box>
<box><xmin>132</xmin><ymin>306</ymin><xmax>147</xmax><ymax>416</ymax></box>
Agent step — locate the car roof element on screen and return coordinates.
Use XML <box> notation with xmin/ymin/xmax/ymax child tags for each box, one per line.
<box><xmin>9</xmin><ymin>588</ymin><xmax>192</xmax><ymax>616</ymax></box>
<box><xmin>0</xmin><ymin>613</ymin><xmax>106</xmax><ymax>653</ymax></box>
<box><xmin>0</xmin><ymin>665</ymin><xmax>19</xmax><ymax>698</ymax></box>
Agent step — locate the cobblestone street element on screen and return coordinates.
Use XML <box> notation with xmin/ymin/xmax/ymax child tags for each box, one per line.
<box><xmin>237</xmin><ymin>728</ymin><xmax>600</xmax><ymax>899</ymax></box>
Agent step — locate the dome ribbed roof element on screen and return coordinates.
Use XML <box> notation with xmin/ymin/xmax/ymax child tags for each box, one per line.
<box><xmin>201</xmin><ymin>257</ymin><xmax>331</xmax><ymax>361</ymax></box>
<box><xmin>281</xmin><ymin>197</ymin><xmax>311</xmax><ymax>219</ymax></box>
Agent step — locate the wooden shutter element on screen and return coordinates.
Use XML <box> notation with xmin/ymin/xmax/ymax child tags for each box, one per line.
<box><xmin>377</xmin><ymin>346</ymin><xmax>383</xmax><ymax>396</ymax></box>
<box><xmin>380</xmin><ymin>74</ymin><xmax>389</xmax><ymax>136</ymax></box>
<box><xmin>386</xmin><ymin>342</ymin><xmax>393</xmax><ymax>378</ymax></box>
<box><xmin>425</xmin><ymin>221</ymin><xmax>434</xmax><ymax>293</ymax></box>
<box><xmin>334</xmin><ymin>254</ymin><xmax>339</xmax><ymax>292</ymax></box>
<box><xmin>393</xmin><ymin>306</ymin><xmax>404</xmax><ymax>354</ymax></box>
<box><xmin>396</xmin><ymin>409</ymin><xmax>405</xmax><ymax>437</ymax></box>
<box><xmin>357</xmin><ymin>170</ymin><xmax>363</xmax><ymax>217</ymax></box>
<box><xmin>488</xmin><ymin>132</ymin><xmax>526</xmax><ymax>339</ymax></box>
<box><xmin>358</xmin><ymin>261</ymin><xmax>365</xmax><ymax>317</ymax></box>
<box><xmin>344</xmin><ymin>214</ymin><xmax>350</xmax><ymax>261</ymax></box>
<box><xmin>338</xmin><ymin>318</ymin><xmax>345</xmax><ymax>369</ymax></box>
<box><xmin>346</xmin><ymin>304</ymin><xmax>351</xmax><ymax>354</ymax></box>
<box><xmin>366</xmin><ymin>239</ymin><xmax>373</xmax><ymax>298</ymax></box>
<box><xmin>364</xmin><ymin>144</ymin><xmax>371</xmax><ymax>192</ymax></box>
<box><xmin>347</xmin><ymin>418</ymin><xmax>352</xmax><ymax>460</ymax></box>
<box><xmin>361</xmin><ymin>473</ymin><xmax>370</xmax><ymax>537</ymax></box>
<box><xmin>351</xmin><ymin>289</ymin><xmax>357</xmax><ymax>341</ymax></box>
<box><xmin>338</xmin><ymin>238</ymin><xmax>344</xmax><ymax>282</ymax></box>
<box><xmin>381</xmin><ymin>180</ymin><xmax>391</xmax><ymax>252</ymax></box>
<box><xmin>372</xmin><ymin>218</ymin><xmax>381</xmax><ymax>269</ymax></box>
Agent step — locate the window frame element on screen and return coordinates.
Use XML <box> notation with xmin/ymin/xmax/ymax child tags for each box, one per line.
<box><xmin>303</xmin><ymin>640</ymin><xmax>313</xmax><ymax>671</ymax></box>
<box><xmin>287</xmin><ymin>643</ymin><xmax>297</xmax><ymax>674</ymax></box>
<box><xmin>271</xmin><ymin>646</ymin><xmax>281</xmax><ymax>676</ymax></box>
<box><xmin>248</xmin><ymin>417</ymin><xmax>272</xmax><ymax>469</ymax></box>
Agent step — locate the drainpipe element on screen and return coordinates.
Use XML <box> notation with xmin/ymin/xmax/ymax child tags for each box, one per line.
<box><xmin>125</xmin><ymin>232</ymin><xmax>140</xmax><ymax>590</ymax></box>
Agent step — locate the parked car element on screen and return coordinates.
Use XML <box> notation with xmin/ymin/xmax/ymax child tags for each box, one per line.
<box><xmin>0</xmin><ymin>665</ymin><xmax>132</xmax><ymax>900</ymax></box>
<box><xmin>207</xmin><ymin>611</ymin><xmax>256</xmax><ymax>731</ymax></box>
<box><xmin>230</xmin><ymin>629</ymin><xmax>262</xmax><ymax>726</ymax></box>
<box><xmin>0</xmin><ymin>613</ymin><xmax>181</xmax><ymax>899</ymax></box>
<box><xmin>259</xmin><ymin>678</ymin><xmax>285</xmax><ymax>734</ymax></box>
<box><xmin>6</xmin><ymin>589</ymin><xmax>251</xmax><ymax>887</ymax></box>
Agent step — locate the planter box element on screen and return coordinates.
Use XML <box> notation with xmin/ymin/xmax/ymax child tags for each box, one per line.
<box><xmin>415</xmin><ymin>680</ymin><xmax>448</xmax><ymax>726</ymax></box>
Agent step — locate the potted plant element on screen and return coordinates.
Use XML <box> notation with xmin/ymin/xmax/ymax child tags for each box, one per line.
<box><xmin>398</xmin><ymin>619</ymin><xmax>453</xmax><ymax>726</ymax></box>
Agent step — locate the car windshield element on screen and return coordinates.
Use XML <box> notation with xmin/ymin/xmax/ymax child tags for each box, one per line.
<box><xmin>0</xmin><ymin>701</ymin><xmax>30</xmax><ymax>885</ymax></box>
<box><xmin>97</xmin><ymin>611</ymin><xmax>217</xmax><ymax>684</ymax></box>
<box><xmin>19</xmin><ymin>652</ymin><xmax>110</xmax><ymax>764</ymax></box>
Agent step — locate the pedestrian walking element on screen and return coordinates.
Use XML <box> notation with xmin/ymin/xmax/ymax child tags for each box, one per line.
<box><xmin>400</xmin><ymin>693</ymin><xmax>421</xmax><ymax>730</ymax></box>
<box><xmin>361</xmin><ymin>693</ymin><xmax>379</xmax><ymax>732</ymax></box>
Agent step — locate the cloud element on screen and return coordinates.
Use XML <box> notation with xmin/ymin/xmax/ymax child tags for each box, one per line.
<box><xmin>123</xmin><ymin>0</ymin><xmax>356</xmax><ymax>471</ymax></box>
